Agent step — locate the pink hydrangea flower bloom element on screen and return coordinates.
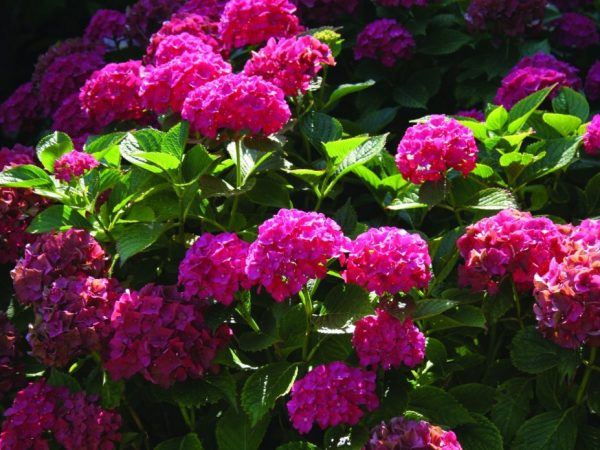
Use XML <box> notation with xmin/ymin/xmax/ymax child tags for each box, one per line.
<box><xmin>375</xmin><ymin>0</ymin><xmax>428</xmax><ymax>6</ymax></box>
<box><xmin>218</xmin><ymin>0</ymin><xmax>303</xmax><ymax>50</ymax></box>
<box><xmin>583</xmin><ymin>115</ymin><xmax>600</xmax><ymax>155</ymax></box>
<box><xmin>125</xmin><ymin>0</ymin><xmax>185</xmax><ymax>42</ymax></box>
<box><xmin>354</xmin><ymin>19</ymin><xmax>415</xmax><ymax>67</ymax></box>
<box><xmin>395</xmin><ymin>114</ymin><xmax>478</xmax><ymax>184</ymax></box>
<box><xmin>105</xmin><ymin>284</ymin><xmax>232</xmax><ymax>388</ymax></box>
<box><xmin>246</xmin><ymin>209</ymin><xmax>349</xmax><ymax>302</ymax></box>
<box><xmin>287</xmin><ymin>361</ymin><xmax>379</xmax><ymax>434</ymax></box>
<box><xmin>568</xmin><ymin>219</ymin><xmax>600</xmax><ymax>248</ymax></box>
<box><xmin>553</xmin><ymin>12</ymin><xmax>599</xmax><ymax>48</ymax></box>
<box><xmin>140</xmin><ymin>48</ymin><xmax>232</xmax><ymax>114</ymax></box>
<box><xmin>80</xmin><ymin>60</ymin><xmax>145</xmax><ymax>127</ymax></box>
<box><xmin>39</xmin><ymin>52</ymin><xmax>105</xmax><ymax>116</ymax></box>
<box><xmin>179</xmin><ymin>232</ymin><xmax>251</xmax><ymax>306</ymax></box>
<box><xmin>0</xmin><ymin>82</ymin><xmax>41</xmax><ymax>135</ymax></box>
<box><xmin>343</xmin><ymin>227</ymin><xmax>432</xmax><ymax>295</ymax></box>
<box><xmin>177</xmin><ymin>0</ymin><xmax>227</xmax><ymax>19</ymax></box>
<box><xmin>144</xmin><ymin>13</ymin><xmax>221</xmax><ymax>64</ymax></box>
<box><xmin>152</xmin><ymin>32</ymin><xmax>216</xmax><ymax>65</ymax></box>
<box><xmin>291</xmin><ymin>0</ymin><xmax>358</xmax><ymax>25</ymax></box>
<box><xmin>456</xmin><ymin>109</ymin><xmax>485</xmax><ymax>121</ymax></box>
<box><xmin>244</xmin><ymin>36</ymin><xmax>334</xmax><ymax>96</ymax></box>
<box><xmin>0</xmin><ymin>380</ymin><xmax>121</xmax><ymax>450</ymax></box>
<box><xmin>54</xmin><ymin>150</ymin><xmax>100</xmax><ymax>182</ymax></box>
<box><xmin>182</xmin><ymin>73</ymin><xmax>291</xmax><ymax>138</ymax></box>
<box><xmin>457</xmin><ymin>209</ymin><xmax>569</xmax><ymax>294</ymax></box>
<box><xmin>513</xmin><ymin>53</ymin><xmax>582</xmax><ymax>89</ymax></box>
<box><xmin>365</xmin><ymin>416</ymin><xmax>462</xmax><ymax>450</ymax></box>
<box><xmin>585</xmin><ymin>61</ymin><xmax>600</xmax><ymax>101</ymax></box>
<box><xmin>0</xmin><ymin>313</ymin><xmax>25</xmax><ymax>401</ymax></box>
<box><xmin>534</xmin><ymin>241</ymin><xmax>600</xmax><ymax>349</ymax></box>
<box><xmin>0</xmin><ymin>145</ymin><xmax>49</xmax><ymax>265</ymax></box>
<box><xmin>28</xmin><ymin>276</ymin><xmax>121</xmax><ymax>367</ymax></box>
<box><xmin>465</xmin><ymin>0</ymin><xmax>546</xmax><ymax>36</ymax></box>
<box><xmin>84</xmin><ymin>9</ymin><xmax>127</xmax><ymax>44</ymax></box>
<box><xmin>495</xmin><ymin>67</ymin><xmax>568</xmax><ymax>110</ymax></box>
<box><xmin>52</xmin><ymin>93</ymin><xmax>103</xmax><ymax>149</ymax></box>
<box><xmin>11</xmin><ymin>229</ymin><xmax>108</xmax><ymax>305</ymax></box>
<box><xmin>353</xmin><ymin>309</ymin><xmax>425</xmax><ymax>370</ymax></box>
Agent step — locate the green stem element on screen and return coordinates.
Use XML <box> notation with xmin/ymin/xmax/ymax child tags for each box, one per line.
<box><xmin>125</xmin><ymin>399</ymin><xmax>150</xmax><ymax>450</ymax></box>
<box><xmin>447</xmin><ymin>189</ymin><xmax>463</xmax><ymax>226</ymax></box>
<box><xmin>300</xmin><ymin>287</ymin><xmax>314</xmax><ymax>361</ymax></box>
<box><xmin>179</xmin><ymin>404</ymin><xmax>194</xmax><ymax>431</ymax></box>
<box><xmin>511</xmin><ymin>280</ymin><xmax>524</xmax><ymax>329</ymax></box>
<box><xmin>576</xmin><ymin>347</ymin><xmax>598</xmax><ymax>405</ymax></box>
<box><xmin>228</xmin><ymin>138</ymin><xmax>242</xmax><ymax>230</ymax></box>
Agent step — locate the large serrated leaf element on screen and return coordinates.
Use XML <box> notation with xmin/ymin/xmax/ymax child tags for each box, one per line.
<box><xmin>507</xmin><ymin>87</ymin><xmax>553</xmax><ymax>133</ymax></box>
<box><xmin>412</xmin><ymin>299</ymin><xmax>459</xmax><ymax>320</ymax></box>
<box><xmin>408</xmin><ymin>386</ymin><xmax>474</xmax><ymax>427</ymax></box>
<box><xmin>333</xmin><ymin>134</ymin><xmax>387</xmax><ymax>179</ymax></box>
<box><xmin>512</xmin><ymin>409</ymin><xmax>577</xmax><ymax>450</ymax></box>
<box><xmin>418</xmin><ymin>29</ymin><xmax>471</xmax><ymax>55</ymax></box>
<box><xmin>552</xmin><ymin>87</ymin><xmax>589</xmax><ymax>122</ymax></box>
<box><xmin>542</xmin><ymin>113</ymin><xmax>581</xmax><ymax>137</ymax></box>
<box><xmin>115</xmin><ymin>222</ymin><xmax>168</xmax><ymax>264</ymax></box>
<box><xmin>491</xmin><ymin>377</ymin><xmax>533</xmax><ymax>442</ymax></box>
<box><xmin>27</xmin><ymin>205</ymin><xmax>91</xmax><ymax>234</ymax></box>
<box><xmin>36</xmin><ymin>131</ymin><xmax>73</xmax><ymax>172</ymax></box>
<box><xmin>456</xmin><ymin>413</ymin><xmax>503</xmax><ymax>450</ymax></box>
<box><xmin>0</xmin><ymin>164</ymin><xmax>53</xmax><ymax>188</ymax></box>
<box><xmin>315</xmin><ymin>284</ymin><xmax>373</xmax><ymax>334</ymax></box>
<box><xmin>449</xmin><ymin>384</ymin><xmax>496</xmax><ymax>415</ymax></box>
<box><xmin>154</xmin><ymin>433</ymin><xmax>204</xmax><ymax>450</ymax></box>
<box><xmin>216</xmin><ymin>408</ymin><xmax>269</xmax><ymax>450</ymax></box>
<box><xmin>299</xmin><ymin>112</ymin><xmax>342</xmax><ymax>146</ymax></box>
<box><xmin>241</xmin><ymin>362</ymin><xmax>298</xmax><ymax>426</ymax></box>
<box><xmin>464</xmin><ymin>188</ymin><xmax>518</xmax><ymax>211</ymax></box>
<box><xmin>519</xmin><ymin>137</ymin><xmax>579</xmax><ymax>182</ymax></box>
<box><xmin>324</xmin><ymin>80</ymin><xmax>375</xmax><ymax>109</ymax></box>
<box><xmin>162</xmin><ymin>121</ymin><xmax>189</xmax><ymax>159</ymax></box>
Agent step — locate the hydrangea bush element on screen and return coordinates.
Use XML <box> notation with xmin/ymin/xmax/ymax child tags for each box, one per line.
<box><xmin>0</xmin><ymin>0</ymin><xmax>599</xmax><ymax>449</ymax></box>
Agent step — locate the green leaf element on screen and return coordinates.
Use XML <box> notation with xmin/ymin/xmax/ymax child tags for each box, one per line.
<box><xmin>198</xmin><ymin>175</ymin><xmax>255</xmax><ymax>198</ymax></box>
<box><xmin>507</xmin><ymin>87</ymin><xmax>553</xmax><ymax>133</ymax></box>
<box><xmin>324</xmin><ymin>80</ymin><xmax>376</xmax><ymax>109</ymax></box>
<box><xmin>542</xmin><ymin>113</ymin><xmax>581</xmax><ymax>137</ymax></box>
<box><xmin>585</xmin><ymin>172</ymin><xmax>600</xmax><ymax>212</ymax></box>
<box><xmin>577</xmin><ymin>425</ymin><xmax>600</xmax><ymax>450</ymax></box>
<box><xmin>358</xmin><ymin>107</ymin><xmax>398</xmax><ymax>134</ymax></box>
<box><xmin>394</xmin><ymin>85</ymin><xmax>429</xmax><ymax>109</ymax></box>
<box><xmin>419</xmin><ymin>29</ymin><xmax>471</xmax><ymax>55</ymax></box>
<box><xmin>0</xmin><ymin>164</ymin><xmax>53</xmax><ymax>188</ymax></box>
<box><xmin>333</xmin><ymin>199</ymin><xmax>358</xmax><ymax>236</ymax></box>
<box><xmin>552</xmin><ymin>87</ymin><xmax>589</xmax><ymax>122</ymax></box>
<box><xmin>512</xmin><ymin>409</ymin><xmax>577</xmax><ymax>450</ymax></box>
<box><xmin>426</xmin><ymin>337</ymin><xmax>448</xmax><ymax>368</ymax></box>
<box><xmin>182</xmin><ymin>144</ymin><xmax>215</xmax><ymax>182</ymax></box>
<box><xmin>246</xmin><ymin>177</ymin><xmax>291</xmax><ymax>208</ymax></box>
<box><xmin>299</xmin><ymin>112</ymin><xmax>343</xmax><ymax>146</ymax></box>
<box><xmin>115</xmin><ymin>222</ymin><xmax>168</xmax><ymax>264</ymax></box>
<box><xmin>486</xmin><ymin>106</ymin><xmax>508</xmax><ymax>131</ymax></box>
<box><xmin>491</xmin><ymin>378</ymin><xmax>533</xmax><ymax>443</ymax></box>
<box><xmin>162</xmin><ymin>121</ymin><xmax>189</xmax><ymax>159</ymax></box>
<box><xmin>27</xmin><ymin>205</ymin><xmax>91</xmax><ymax>233</ymax></box>
<box><xmin>241</xmin><ymin>362</ymin><xmax>299</xmax><ymax>426</ymax></box>
<box><xmin>36</xmin><ymin>131</ymin><xmax>73</xmax><ymax>172</ymax></box>
<box><xmin>464</xmin><ymin>188</ymin><xmax>518</xmax><ymax>211</ymax></box>
<box><xmin>48</xmin><ymin>368</ymin><xmax>81</xmax><ymax>392</ymax></box>
<box><xmin>323</xmin><ymin>136</ymin><xmax>369</xmax><ymax>167</ymax></box>
<box><xmin>519</xmin><ymin>137</ymin><xmax>579</xmax><ymax>182</ymax></box>
<box><xmin>154</xmin><ymin>433</ymin><xmax>204</xmax><ymax>450</ymax></box>
<box><xmin>449</xmin><ymin>384</ymin><xmax>496</xmax><ymax>415</ymax></box>
<box><xmin>418</xmin><ymin>179</ymin><xmax>447</xmax><ymax>206</ymax></box>
<box><xmin>456</xmin><ymin>413</ymin><xmax>503</xmax><ymax>450</ymax></box>
<box><xmin>333</xmin><ymin>134</ymin><xmax>387</xmax><ymax>179</ymax></box>
<box><xmin>216</xmin><ymin>408</ymin><xmax>269</xmax><ymax>450</ymax></box>
<box><xmin>120</xmin><ymin>133</ymin><xmax>164</xmax><ymax>174</ymax></box>
<box><xmin>510</xmin><ymin>327</ymin><xmax>581</xmax><ymax>376</ymax></box>
<box><xmin>412</xmin><ymin>299</ymin><xmax>459</xmax><ymax>320</ymax></box>
<box><xmin>315</xmin><ymin>284</ymin><xmax>373</xmax><ymax>333</ymax></box>
<box><xmin>101</xmin><ymin>372</ymin><xmax>124</xmax><ymax>410</ymax></box>
<box><xmin>275</xmin><ymin>442</ymin><xmax>318</xmax><ymax>450</ymax></box>
<box><xmin>136</xmin><ymin>152</ymin><xmax>181</xmax><ymax>171</ymax></box>
<box><xmin>427</xmin><ymin>305</ymin><xmax>486</xmax><ymax>331</ymax></box>
<box><xmin>386</xmin><ymin>188</ymin><xmax>428</xmax><ymax>211</ymax></box>
<box><xmin>408</xmin><ymin>386</ymin><xmax>474</xmax><ymax>427</ymax></box>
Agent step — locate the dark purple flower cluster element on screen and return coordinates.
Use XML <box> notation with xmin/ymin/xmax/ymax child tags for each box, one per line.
<box><xmin>0</xmin><ymin>379</ymin><xmax>121</xmax><ymax>449</ymax></box>
<box><xmin>287</xmin><ymin>361</ymin><xmax>379</xmax><ymax>433</ymax></box>
<box><xmin>585</xmin><ymin>61</ymin><xmax>600</xmax><ymax>101</ymax></box>
<box><xmin>177</xmin><ymin>0</ymin><xmax>228</xmax><ymax>20</ymax></box>
<box><xmin>0</xmin><ymin>82</ymin><xmax>41</xmax><ymax>135</ymax></box>
<box><xmin>179</xmin><ymin>232</ymin><xmax>251</xmax><ymax>306</ymax></box>
<box><xmin>365</xmin><ymin>416</ymin><xmax>462</xmax><ymax>449</ymax></box>
<box><xmin>0</xmin><ymin>313</ymin><xmax>25</xmax><ymax>401</ymax></box>
<box><xmin>375</xmin><ymin>0</ymin><xmax>428</xmax><ymax>6</ymax></box>
<box><xmin>353</xmin><ymin>309</ymin><xmax>425</xmax><ymax>370</ymax></box>
<box><xmin>105</xmin><ymin>284</ymin><xmax>232</xmax><ymax>388</ymax></box>
<box><xmin>354</xmin><ymin>19</ymin><xmax>415</xmax><ymax>67</ymax></box>
<box><xmin>11</xmin><ymin>229</ymin><xmax>108</xmax><ymax>305</ymax></box>
<box><xmin>553</xmin><ymin>12</ymin><xmax>599</xmax><ymax>48</ymax></box>
<box><xmin>52</xmin><ymin>93</ymin><xmax>103</xmax><ymax>149</ymax></box>
<box><xmin>84</xmin><ymin>9</ymin><xmax>127</xmax><ymax>45</ymax></box>
<box><xmin>27</xmin><ymin>276</ymin><xmax>121</xmax><ymax>367</ymax></box>
<box><xmin>465</xmin><ymin>0</ymin><xmax>547</xmax><ymax>37</ymax></box>
<box><xmin>125</xmin><ymin>0</ymin><xmax>185</xmax><ymax>43</ymax></box>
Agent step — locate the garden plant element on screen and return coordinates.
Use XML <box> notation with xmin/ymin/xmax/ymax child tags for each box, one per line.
<box><xmin>1</xmin><ymin>0</ymin><xmax>600</xmax><ymax>449</ymax></box>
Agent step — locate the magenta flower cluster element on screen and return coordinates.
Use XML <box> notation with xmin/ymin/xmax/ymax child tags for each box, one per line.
<box><xmin>54</xmin><ymin>150</ymin><xmax>100</xmax><ymax>182</ymax></box>
<box><xmin>456</xmin><ymin>109</ymin><xmax>485</xmax><ymax>122</ymax></box>
<box><xmin>0</xmin><ymin>145</ymin><xmax>48</xmax><ymax>264</ymax></box>
<box><xmin>11</xmin><ymin>229</ymin><xmax>108</xmax><ymax>305</ymax></box>
<box><xmin>105</xmin><ymin>284</ymin><xmax>232</xmax><ymax>388</ymax></box>
<box><xmin>182</xmin><ymin>73</ymin><xmax>291</xmax><ymax>138</ymax></box>
<box><xmin>553</xmin><ymin>12</ymin><xmax>599</xmax><ymax>48</ymax></box>
<box><xmin>353</xmin><ymin>309</ymin><xmax>425</xmax><ymax>370</ymax></box>
<box><xmin>287</xmin><ymin>361</ymin><xmax>379</xmax><ymax>433</ymax></box>
<box><xmin>465</xmin><ymin>0</ymin><xmax>547</xmax><ymax>37</ymax></box>
<box><xmin>0</xmin><ymin>380</ymin><xmax>121</xmax><ymax>450</ymax></box>
<box><xmin>244</xmin><ymin>36</ymin><xmax>334</xmax><ymax>96</ymax></box>
<box><xmin>246</xmin><ymin>208</ymin><xmax>349</xmax><ymax>302</ymax></box>
<box><xmin>343</xmin><ymin>227</ymin><xmax>432</xmax><ymax>296</ymax></box>
<box><xmin>365</xmin><ymin>416</ymin><xmax>462</xmax><ymax>450</ymax></box>
<box><xmin>583</xmin><ymin>115</ymin><xmax>600</xmax><ymax>155</ymax></box>
<box><xmin>179</xmin><ymin>232</ymin><xmax>251</xmax><ymax>306</ymax></box>
<box><xmin>0</xmin><ymin>313</ymin><xmax>25</xmax><ymax>401</ymax></box>
<box><xmin>0</xmin><ymin>82</ymin><xmax>40</xmax><ymax>134</ymax></box>
<box><xmin>354</xmin><ymin>19</ymin><xmax>415</xmax><ymax>67</ymax></box>
<box><xmin>457</xmin><ymin>209</ymin><xmax>569</xmax><ymax>294</ymax></box>
<box><xmin>395</xmin><ymin>114</ymin><xmax>478</xmax><ymax>184</ymax></box>
<box><xmin>218</xmin><ymin>0</ymin><xmax>303</xmax><ymax>50</ymax></box>
<box><xmin>52</xmin><ymin>93</ymin><xmax>103</xmax><ymax>148</ymax></box>
<box><xmin>80</xmin><ymin>60</ymin><xmax>146</xmax><ymax>127</ymax></box>
<box><xmin>585</xmin><ymin>61</ymin><xmax>600</xmax><ymax>101</ymax></box>
<box><xmin>84</xmin><ymin>9</ymin><xmax>127</xmax><ymax>44</ymax></box>
<box><xmin>177</xmin><ymin>0</ymin><xmax>227</xmax><ymax>20</ymax></box>
<box><xmin>534</xmin><ymin>219</ymin><xmax>600</xmax><ymax>349</ymax></box>
<box><xmin>27</xmin><ymin>276</ymin><xmax>121</xmax><ymax>367</ymax></box>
